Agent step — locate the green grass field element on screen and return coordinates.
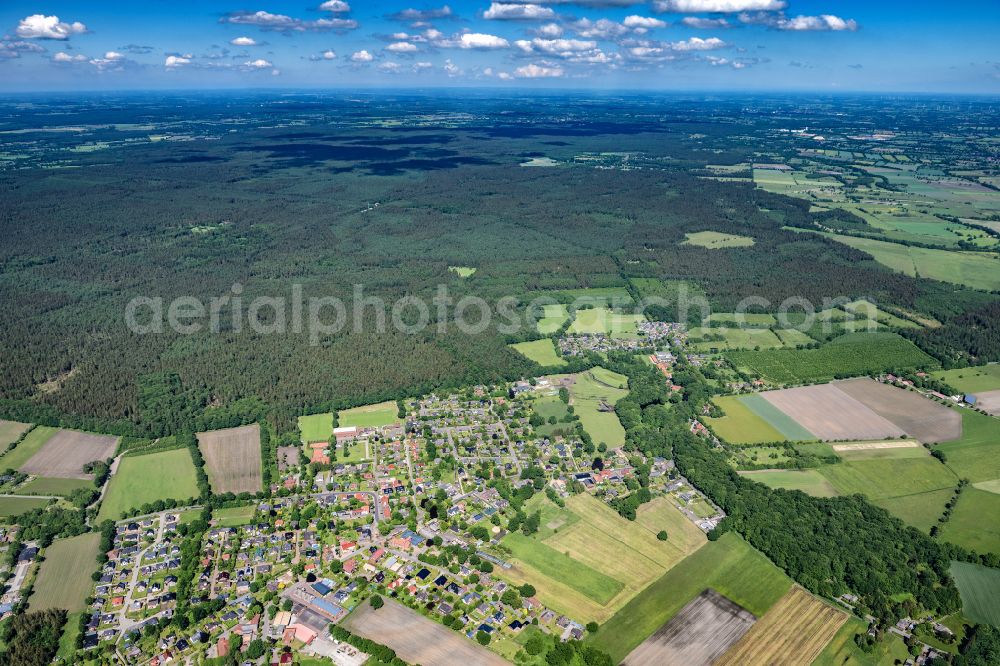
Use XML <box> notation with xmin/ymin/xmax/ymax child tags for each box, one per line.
<box><xmin>682</xmin><ymin>230</ymin><xmax>755</xmax><ymax>248</ymax></box>
<box><xmin>0</xmin><ymin>420</ymin><xmax>31</xmax><ymax>448</ymax></box>
<box><xmin>813</xmin><ymin>616</ymin><xmax>912</xmax><ymax>666</ymax></box>
<box><xmin>213</xmin><ymin>505</ymin><xmax>257</xmax><ymax>527</ymax></box>
<box><xmin>536</xmin><ymin>304</ymin><xmax>569</xmax><ymax>335</ymax></box>
<box><xmin>510</xmin><ymin>339</ymin><xmax>567</xmax><ymax>367</ymax></box>
<box><xmin>448</xmin><ymin>265</ymin><xmax>476</xmax><ymax>278</ymax></box>
<box><xmin>938</xmin><ymin>488</ymin><xmax>1000</xmax><ymax>555</ymax></box>
<box><xmin>706</xmin><ymin>313</ymin><xmax>777</xmax><ymax>326</ymax></box>
<box><xmin>531</xmin><ymin>395</ymin><xmax>574</xmax><ymax>438</ymax></box>
<box><xmin>503</xmin><ymin>532</ymin><xmax>623</xmax><ymax>605</ymax></box>
<box><xmin>706</xmin><ymin>395</ymin><xmax>785</xmax><ymax>444</ymax></box>
<box><xmin>950</xmin><ymin>561</ymin><xmax>1000</xmax><ymax>627</ymax></box>
<box><xmin>739</xmin><ymin>469</ymin><xmax>840</xmax><ymax>497</ymax></box>
<box><xmin>932</xmin><ymin>365</ymin><xmax>1000</xmax><ymax>394</ymax></box>
<box><xmin>298</xmin><ymin>412</ymin><xmax>334</xmax><ymax>443</ymax></box>
<box><xmin>16</xmin><ymin>477</ymin><xmax>93</xmax><ymax>496</ymax></box>
<box><xmin>567</xmin><ymin>306</ymin><xmax>646</xmax><ymax>338</ymax></box>
<box><xmin>29</xmin><ymin>532</ymin><xmax>101</xmax><ymax>613</ymax></box>
<box><xmin>728</xmin><ymin>332</ymin><xmax>936</xmax><ymax>384</ymax></box>
<box><xmin>822</xmin><ymin>232</ymin><xmax>1000</xmax><ymax>291</ymax></box>
<box><xmin>0</xmin><ymin>495</ymin><xmax>50</xmax><ymax>519</ymax></box>
<box><xmin>571</xmin><ymin>369</ymin><xmax>628</xmax><ymax>448</ymax></box>
<box><xmin>842</xmin><ymin>300</ymin><xmax>919</xmax><ymax>329</ymax></box>
<box><xmin>689</xmin><ymin>327</ymin><xmax>784</xmax><ymax>351</ymax></box>
<box><xmin>337</xmin><ymin>401</ymin><xmax>400</xmax><ymax>428</ymax></box>
<box><xmin>0</xmin><ymin>425</ymin><xmax>58</xmax><ymax>471</ymax></box>
<box><xmin>586</xmin><ymin>532</ymin><xmax>792</xmax><ymax>663</ymax></box>
<box><xmin>97</xmin><ymin>448</ymin><xmax>200</xmax><ymax>521</ymax></box>
<box><xmin>937</xmin><ymin>409</ymin><xmax>1000</xmax><ymax>483</ymax></box>
<box><xmin>741</xmin><ymin>394</ymin><xmax>816</xmax><ymax>440</ymax></box>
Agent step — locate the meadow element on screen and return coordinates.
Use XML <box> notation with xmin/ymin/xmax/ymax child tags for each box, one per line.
<box><xmin>570</xmin><ymin>369</ymin><xmax>629</xmax><ymax>448</ymax></box>
<box><xmin>706</xmin><ymin>396</ymin><xmax>785</xmax><ymax>444</ymax></box>
<box><xmin>936</xmin><ymin>408</ymin><xmax>1000</xmax><ymax>483</ymax></box>
<box><xmin>17</xmin><ymin>477</ymin><xmax>92</xmax><ymax>497</ymax></box>
<box><xmin>0</xmin><ymin>420</ymin><xmax>30</xmax><ymax>448</ymax></box>
<box><xmin>938</xmin><ymin>488</ymin><xmax>1000</xmax><ymax>555</ymax></box>
<box><xmin>932</xmin><ymin>364</ymin><xmax>1000</xmax><ymax>394</ymax></box>
<box><xmin>727</xmin><ymin>332</ymin><xmax>936</xmax><ymax>384</ymax></box>
<box><xmin>739</xmin><ymin>469</ymin><xmax>839</xmax><ymax>497</ymax></box>
<box><xmin>536</xmin><ymin>304</ymin><xmax>569</xmax><ymax>334</ymax></box>
<box><xmin>97</xmin><ymin>447</ymin><xmax>200</xmax><ymax>521</ymax></box>
<box><xmin>29</xmin><ymin>532</ymin><xmax>101</xmax><ymax>613</ymax></box>
<box><xmin>682</xmin><ymin>230</ymin><xmax>755</xmax><ymax>248</ymax></box>
<box><xmin>949</xmin><ymin>561</ymin><xmax>1000</xmax><ymax>627</ymax></box>
<box><xmin>510</xmin><ymin>339</ymin><xmax>566</xmax><ymax>367</ymax></box>
<box><xmin>0</xmin><ymin>425</ymin><xmax>58</xmax><ymax>471</ymax></box>
<box><xmin>689</xmin><ymin>327</ymin><xmax>784</xmax><ymax>351</ymax></box>
<box><xmin>586</xmin><ymin>532</ymin><xmax>793</xmax><ymax>664</ymax></box>
<box><xmin>530</xmin><ymin>395</ymin><xmax>574</xmax><ymax>438</ymax></box>
<box><xmin>298</xmin><ymin>412</ymin><xmax>333</xmax><ymax>443</ymax></box>
<box><xmin>337</xmin><ymin>401</ymin><xmax>400</xmax><ymax>428</ymax></box>
<box><xmin>567</xmin><ymin>306</ymin><xmax>646</xmax><ymax>338</ymax></box>
<box><xmin>213</xmin><ymin>505</ymin><xmax>257</xmax><ymax>527</ymax></box>
<box><xmin>0</xmin><ymin>495</ymin><xmax>50</xmax><ymax>519</ymax></box>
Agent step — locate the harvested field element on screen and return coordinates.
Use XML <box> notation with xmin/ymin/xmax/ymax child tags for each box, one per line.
<box><xmin>836</xmin><ymin>377</ymin><xmax>962</xmax><ymax>442</ymax></box>
<box><xmin>342</xmin><ymin>599</ymin><xmax>508</xmax><ymax>666</ymax></box>
<box><xmin>197</xmin><ymin>424</ymin><xmax>262</xmax><ymax>495</ymax></box>
<box><xmin>21</xmin><ymin>429</ymin><xmax>118</xmax><ymax>479</ymax></box>
<box><xmin>622</xmin><ymin>589</ymin><xmax>756</xmax><ymax>666</ymax></box>
<box><xmin>973</xmin><ymin>389</ymin><xmax>1000</xmax><ymax>416</ymax></box>
<box><xmin>715</xmin><ymin>586</ymin><xmax>847</xmax><ymax>666</ymax></box>
<box><xmin>761</xmin><ymin>384</ymin><xmax>904</xmax><ymax>441</ymax></box>
<box><xmin>0</xmin><ymin>420</ymin><xmax>31</xmax><ymax>448</ymax></box>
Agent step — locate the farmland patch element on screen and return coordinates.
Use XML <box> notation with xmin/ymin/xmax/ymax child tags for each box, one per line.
<box><xmin>21</xmin><ymin>429</ymin><xmax>118</xmax><ymax>479</ymax></box>
<box><xmin>760</xmin><ymin>384</ymin><xmax>904</xmax><ymax>441</ymax></box>
<box><xmin>29</xmin><ymin>532</ymin><xmax>101</xmax><ymax>613</ymax></box>
<box><xmin>950</xmin><ymin>561</ymin><xmax>1000</xmax><ymax>627</ymax></box>
<box><xmin>835</xmin><ymin>377</ymin><xmax>962</xmax><ymax>442</ymax></box>
<box><xmin>197</xmin><ymin>424</ymin><xmax>263</xmax><ymax>495</ymax></box>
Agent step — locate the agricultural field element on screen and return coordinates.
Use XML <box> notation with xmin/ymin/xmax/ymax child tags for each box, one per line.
<box><xmin>498</xmin><ymin>494</ymin><xmax>706</xmax><ymax>624</ymax></box>
<box><xmin>342</xmin><ymin>598</ymin><xmax>508</xmax><ymax>666</ymax></box>
<box><xmin>841</xmin><ymin>300</ymin><xmax>919</xmax><ymax>329</ymax></box>
<box><xmin>19</xmin><ymin>429</ymin><xmax>118</xmax><ymax>479</ymax></box>
<box><xmin>949</xmin><ymin>561</ymin><xmax>1000</xmax><ymax>627</ymax></box>
<box><xmin>835</xmin><ymin>378</ymin><xmax>962</xmax><ymax>442</ymax></box>
<box><xmin>938</xmin><ymin>488</ymin><xmax>1000</xmax><ymax>555</ymax></box>
<box><xmin>298</xmin><ymin>412</ymin><xmax>333</xmax><ymax>443</ymax></box>
<box><xmin>688</xmin><ymin>327</ymin><xmax>784</xmax><ymax>352</ymax></box>
<box><xmin>97</xmin><ymin>448</ymin><xmax>200</xmax><ymax>521</ymax></box>
<box><xmin>821</xmin><ymin>232</ymin><xmax>1000</xmax><ymax>292</ymax></box>
<box><xmin>29</xmin><ymin>532</ymin><xmax>101</xmax><ymax>613</ymax></box>
<box><xmin>588</xmin><ymin>532</ymin><xmax>792</xmax><ymax>664</ymax></box>
<box><xmin>567</xmin><ymin>306</ymin><xmax>646</xmax><ymax>338</ymax></box>
<box><xmin>536</xmin><ymin>303</ymin><xmax>569</xmax><ymax>334</ymax></box>
<box><xmin>337</xmin><ymin>401</ymin><xmax>400</xmax><ymax>428</ymax></box>
<box><xmin>213</xmin><ymin>505</ymin><xmax>257</xmax><ymax>527</ymax></box>
<box><xmin>569</xmin><ymin>369</ymin><xmax>629</xmax><ymax>448</ymax></box>
<box><xmin>715</xmin><ymin>586</ymin><xmax>847</xmax><ymax>666</ymax></box>
<box><xmin>196</xmin><ymin>424</ymin><xmax>263</xmax><ymax>495</ymax></box>
<box><xmin>706</xmin><ymin>396</ymin><xmax>785</xmax><ymax>444</ymax></box>
<box><xmin>0</xmin><ymin>495</ymin><xmax>50</xmax><ymax>519</ymax></box>
<box><xmin>727</xmin><ymin>332</ymin><xmax>937</xmax><ymax>385</ymax></box>
<box><xmin>760</xmin><ymin>384</ymin><xmax>905</xmax><ymax>441</ymax></box>
<box><xmin>510</xmin><ymin>339</ymin><xmax>566</xmax><ymax>367</ymax></box>
<box><xmin>0</xmin><ymin>420</ymin><xmax>30</xmax><ymax>448</ymax></box>
<box><xmin>706</xmin><ymin>313</ymin><xmax>777</xmax><ymax>326</ymax></box>
<box><xmin>0</xmin><ymin>425</ymin><xmax>58</xmax><ymax>471</ymax></box>
<box><xmin>738</xmin><ymin>470</ymin><xmax>839</xmax><ymax>498</ymax></box>
<box><xmin>623</xmin><ymin>589</ymin><xmax>756</xmax><ymax>666</ymax></box>
<box><xmin>936</xmin><ymin>409</ymin><xmax>1000</xmax><ymax>483</ymax></box>
<box><xmin>17</xmin><ymin>477</ymin><xmax>92</xmax><ymax>496</ymax></box>
<box><xmin>932</xmin><ymin>365</ymin><xmax>1000</xmax><ymax>394</ymax></box>
<box><xmin>682</xmin><ymin>230</ymin><xmax>755</xmax><ymax>248</ymax></box>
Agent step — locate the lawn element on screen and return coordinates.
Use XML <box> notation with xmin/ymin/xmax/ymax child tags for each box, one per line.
<box><xmin>706</xmin><ymin>395</ymin><xmax>785</xmax><ymax>444</ymax></box>
<box><xmin>567</xmin><ymin>306</ymin><xmax>645</xmax><ymax>338</ymax></box>
<box><xmin>298</xmin><ymin>412</ymin><xmax>333</xmax><ymax>443</ymax></box>
<box><xmin>950</xmin><ymin>561</ymin><xmax>1000</xmax><ymax>627</ymax></box>
<box><xmin>29</xmin><ymin>532</ymin><xmax>101</xmax><ymax>612</ymax></box>
<box><xmin>17</xmin><ymin>477</ymin><xmax>93</xmax><ymax>496</ymax></box>
<box><xmin>570</xmin><ymin>369</ymin><xmax>629</xmax><ymax>448</ymax></box>
<box><xmin>536</xmin><ymin>304</ymin><xmax>569</xmax><ymax>335</ymax></box>
<box><xmin>739</xmin><ymin>469</ymin><xmax>839</xmax><ymax>497</ymax></box>
<box><xmin>0</xmin><ymin>425</ymin><xmax>58</xmax><ymax>471</ymax></box>
<box><xmin>213</xmin><ymin>505</ymin><xmax>257</xmax><ymax>527</ymax></box>
<box><xmin>938</xmin><ymin>488</ymin><xmax>1000</xmax><ymax>555</ymax></box>
<box><xmin>586</xmin><ymin>532</ymin><xmax>792</xmax><ymax>664</ymax></box>
<box><xmin>0</xmin><ymin>495</ymin><xmax>50</xmax><ymax>519</ymax></box>
<box><xmin>727</xmin><ymin>332</ymin><xmax>936</xmax><ymax>384</ymax></box>
<box><xmin>97</xmin><ymin>448</ymin><xmax>200</xmax><ymax>521</ymax></box>
<box><xmin>932</xmin><ymin>365</ymin><xmax>1000</xmax><ymax>394</ymax></box>
<box><xmin>337</xmin><ymin>401</ymin><xmax>400</xmax><ymax>428</ymax></box>
<box><xmin>0</xmin><ymin>420</ymin><xmax>31</xmax><ymax>448</ymax></box>
<box><xmin>682</xmin><ymin>230</ymin><xmax>755</xmax><ymax>248</ymax></box>
<box><xmin>510</xmin><ymin>339</ymin><xmax>566</xmax><ymax>367</ymax></box>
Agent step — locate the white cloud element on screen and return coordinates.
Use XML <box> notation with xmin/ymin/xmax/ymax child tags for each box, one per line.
<box><xmin>388</xmin><ymin>6</ymin><xmax>453</xmax><ymax>22</ymax></box>
<box><xmin>623</xmin><ymin>16</ymin><xmax>666</xmax><ymax>29</ymax></box>
<box><xmin>16</xmin><ymin>14</ymin><xmax>87</xmax><ymax>40</ymax></box>
<box><xmin>536</xmin><ymin>23</ymin><xmax>563</xmax><ymax>37</ymax></box>
<box><xmin>222</xmin><ymin>11</ymin><xmax>357</xmax><ymax>32</ymax></box>
<box><xmin>522</xmin><ymin>38</ymin><xmax>599</xmax><ymax>56</ymax></box>
<box><xmin>653</xmin><ymin>0</ymin><xmax>785</xmax><ymax>12</ymax></box>
<box><xmin>230</xmin><ymin>36</ymin><xmax>258</xmax><ymax>46</ymax></box>
<box><xmin>322</xmin><ymin>49</ymin><xmax>337</xmax><ymax>59</ymax></box>
<box><xmin>52</xmin><ymin>51</ymin><xmax>87</xmax><ymax>63</ymax></box>
<box><xmin>458</xmin><ymin>32</ymin><xmax>510</xmax><ymax>49</ymax></box>
<box><xmin>571</xmin><ymin>18</ymin><xmax>629</xmax><ymax>40</ymax></box>
<box><xmin>413</xmin><ymin>61</ymin><xmax>433</xmax><ymax>71</ymax></box>
<box><xmin>0</xmin><ymin>40</ymin><xmax>45</xmax><ymax>59</ymax></box>
<box><xmin>497</xmin><ymin>71</ymin><xmax>513</xmax><ymax>80</ymax></box>
<box><xmin>777</xmin><ymin>14</ymin><xmax>858</xmax><ymax>31</ymax></box>
<box><xmin>319</xmin><ymin>0</ymin><xmax>351</xmax><ymax>12</ymax></box>
<box><xmin>378</xmin><ymin>61</ymin><xmax>402</xmax><ymax>73</ymax></box>
<box><xmin>351</xmin><ymin>49</ymin><xmax>374</xmax><ymax>62</ymax></box>
<box><xmin>681</xmin><ymin>17</ymin><xmax>730</xmax><ymax>28</ymax></box>
<box><xmin>483</xmin><ymin>3</ymin><xmax>556</xmax><ymax>20</ymax></box>
<box><xmin>244</xmin><ymin>58</ymin><xmax>273</xmax><ymax>69</ymax></box>
<box><xmin>670</xmin><ymin>36</ymin><xmax>726</xmax><ymax>50</ymax></box>
<box><xmin>164</xmin><ymin>55</ymin><xmax>191</xmax><ymax>68</ymax></box>
<box><xmin>444</xmin><ymin>59</ymin><xmax>461</xmax><ymax>76</ymax></box>
<box><xmin>515</xmin><ymin>63</ymin><xmax>564</xmax><ymax>78</ymax></box>
<box><xmin>386</xmin><ymin>41</ymin><xmax>418</xmax><ymax>52</ymax></box>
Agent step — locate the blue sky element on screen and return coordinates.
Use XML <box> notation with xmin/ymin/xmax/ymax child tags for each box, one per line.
<box><xmin>0</xmin><ymin>1</ymin><xmax>997</xmax><ymax>92</ymax></box>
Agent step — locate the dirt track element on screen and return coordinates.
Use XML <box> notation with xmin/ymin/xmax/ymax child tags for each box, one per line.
<box><xmin>21</xmin><ymin>429</ymin><xmax>118</xmax><ymax>479</ymax></box>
